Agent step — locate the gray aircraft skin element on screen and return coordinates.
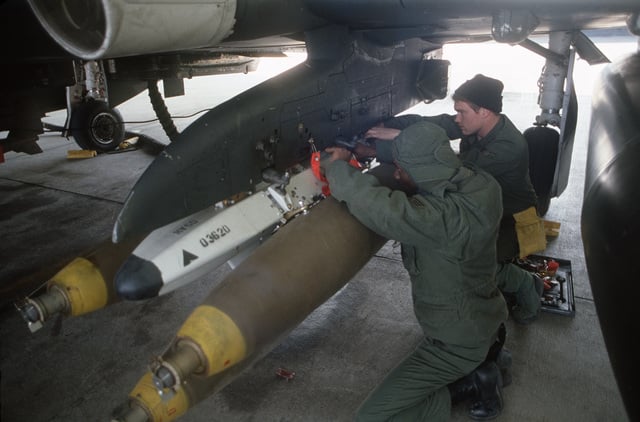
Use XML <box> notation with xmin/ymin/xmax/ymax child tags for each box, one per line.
<box><xmin>3</xmin><ymin>1</ymin><xmax>640</xmax><ymax>421</ymax></box>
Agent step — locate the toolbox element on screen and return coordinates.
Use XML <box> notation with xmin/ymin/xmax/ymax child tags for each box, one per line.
<box><xmin>515</xmin><ymin>254</ymin><xmax>576</xmax><ymax>317</ymax></box>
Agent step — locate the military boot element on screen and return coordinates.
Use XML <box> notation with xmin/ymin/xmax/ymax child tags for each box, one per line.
<box><xmin>483</xmin><ymin>324</ymin><xmax>512</xmax><ymax>387</ymax></box>
<box><xmin>494</xmin><ymin>347</ymin><xmax>512</xmax><ymax>387</ymax></box>
<box><xmin>448</xmin><ymin>361</ymin><xmax>504</xmax><ymax>421</ymax></box>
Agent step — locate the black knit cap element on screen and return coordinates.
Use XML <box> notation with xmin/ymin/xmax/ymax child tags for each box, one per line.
<box><xmin>453</xmin><ymin>74</ymin><xmax>504</xmax><ymax>113</ymax></box>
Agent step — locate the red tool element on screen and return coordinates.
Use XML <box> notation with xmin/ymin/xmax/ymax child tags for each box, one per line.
<box><xmin>309</xmin><ymin>138</ymin><xmax>362</xmax><ymax>196</ymax></box>
<box><xmin>275</xmin><ymin>367</ymin><xmax>296</xmax><ymax>381</ymax></box>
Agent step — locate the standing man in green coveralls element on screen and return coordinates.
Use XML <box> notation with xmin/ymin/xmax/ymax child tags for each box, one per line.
<box><xmin>361</xmin><ymin>74</ymin><xmax>545</xmax><ymax>324</ymax></box>
<box><xmin>322</xmin><ymin>121</ymin><xmax>508</xmax><ymax>421</ymax></box>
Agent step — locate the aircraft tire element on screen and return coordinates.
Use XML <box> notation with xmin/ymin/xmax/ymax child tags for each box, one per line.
<box><xmin>536</xmin><ymin>193</ymin><xmax>551</xmax><ymax>218</ymax></box>
<box><xmin>70</xmin><ymin>100</ymin><xmax>125</xmax><ymax>152</ymax></box>
<box><xmin>524</xmin><ymin>126</ymin><xmax>559</xmax><ymax>216</ymax></box>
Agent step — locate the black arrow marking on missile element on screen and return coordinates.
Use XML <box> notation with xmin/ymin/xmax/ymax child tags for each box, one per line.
<box><xmin>183</xmin><ymin>250</ymin><xmax>199</xmax><ymax>267</ymax></box>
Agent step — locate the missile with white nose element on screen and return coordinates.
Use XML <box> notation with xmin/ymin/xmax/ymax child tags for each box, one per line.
<box><xmin>113</xmin><ymin>193</ymin><xmax>387</xmax><ymax>421</ymax></box>
<box><xmin>115</xmin><ymin>167</ymin><xmax>326</xmax><ymax>300</ymax></box>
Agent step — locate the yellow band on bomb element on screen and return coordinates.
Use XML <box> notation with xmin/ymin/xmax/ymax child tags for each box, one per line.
<box><xmin>177</xmin><ymin>305</ymin><xmax>247</xmax><ymax>376</ymax></box>
<box><xmin>49</xmin><ymin>257</ymin><xmax>108</xmax><ymax>316</ymax></box>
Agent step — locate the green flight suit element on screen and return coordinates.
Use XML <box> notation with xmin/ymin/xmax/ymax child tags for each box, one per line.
<box><xmin>324</xmin><ymin>122</ymin><xmax>508</xmax><ymax>421</ymax></box>
<box><xmin>381</xmin><ymin>114</ymin><xmax>541</xmax><ymax>319</ymax></box>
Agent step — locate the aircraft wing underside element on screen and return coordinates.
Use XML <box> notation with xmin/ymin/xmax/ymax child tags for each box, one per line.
<box><xmin>6</xmin><ymin>1</ymin><xmax>640</xmax><ymax>421</ymax></box>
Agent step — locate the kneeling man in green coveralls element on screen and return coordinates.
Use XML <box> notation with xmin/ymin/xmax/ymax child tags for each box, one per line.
<box><xmin>322</xmin><ymin>121</ymin><xmax>509</xmax><ymax>421</ymax></box>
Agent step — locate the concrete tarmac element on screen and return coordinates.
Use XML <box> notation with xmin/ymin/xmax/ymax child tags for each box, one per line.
<box><xmin>0</xmin><ymin>36</ymin><xmax>634</xmax><ymax>422</ymax></box>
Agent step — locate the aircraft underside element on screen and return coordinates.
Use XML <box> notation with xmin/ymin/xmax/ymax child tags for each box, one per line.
<box><xmin>6</xmin><ymin>0</ymin><xmax>640</xmax><ymax>421</ymax></box>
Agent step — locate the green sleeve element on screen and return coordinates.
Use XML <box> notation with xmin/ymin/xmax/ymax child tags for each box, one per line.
<box><xmin>384</xmin><ymin>114</ymin><xmax>463</xmax><ymax>140</ymax></box>
<box><xmin>382</xmin><ymin>114</ymin><xmax>424</xmax><ymax>129</ymax></box>
<box><xmin>324</xmin><ymin>160</ymin><xmax>448</xmax><ymax>247</ymax></box>
<box><xmin>374</xmin><ymin>114</ymin><xmax>462</xmax><ymax>162</ymax></box>
<box><xmin>419</xmin><ymin>114</ymin><xmax>463</xmax><ymax>140</ymax></box>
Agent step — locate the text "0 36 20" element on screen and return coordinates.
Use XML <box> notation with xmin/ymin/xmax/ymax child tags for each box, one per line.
<box><xmin>200</xmin><ymin>225</ymin><xmax>231</xmax><ymax>247</ymax></box>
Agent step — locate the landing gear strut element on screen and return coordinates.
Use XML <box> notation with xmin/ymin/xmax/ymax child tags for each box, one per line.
<box><xmin>518</xmin><ymin>31</ymin><xmax>579</xmax><ymax>216</ymax></box>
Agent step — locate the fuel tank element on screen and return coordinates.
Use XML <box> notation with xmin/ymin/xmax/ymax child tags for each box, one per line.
<box><xmin>581</xmin><ymin>51</ymin><xmax>640</xmax><ymax>422</ymax></box>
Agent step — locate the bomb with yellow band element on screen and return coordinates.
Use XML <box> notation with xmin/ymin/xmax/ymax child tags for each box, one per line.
<box><xmin>17</xmin><ymin>236</ymin><xmax>142</xmax><ymax>332</ymax></box>
<box><xmin>113</xmin><ymin>194</ymin><xmax>386</xmax><ymax>422</ymax></box>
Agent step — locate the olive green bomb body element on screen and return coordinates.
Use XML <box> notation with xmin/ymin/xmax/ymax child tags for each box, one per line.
<box><xmin>116</xmin><ymin>196</ymin><xmax>386</xmax><ymax>421</ymax></box>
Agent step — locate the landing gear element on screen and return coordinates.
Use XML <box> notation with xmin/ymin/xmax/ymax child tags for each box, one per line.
<box><xmin>70</xmin><ymin>99</ymin><xmax>125</xmax><ymax>151</ymax></box>
<box><xmin>516</xmin><ymin>31</ymin><xmax>580</xmax><ymax>216</ymax></box>
<box><xmin>524</xmin><ymin>125</ymin><xmax>559</xmax><ymax>217</ymax></box>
